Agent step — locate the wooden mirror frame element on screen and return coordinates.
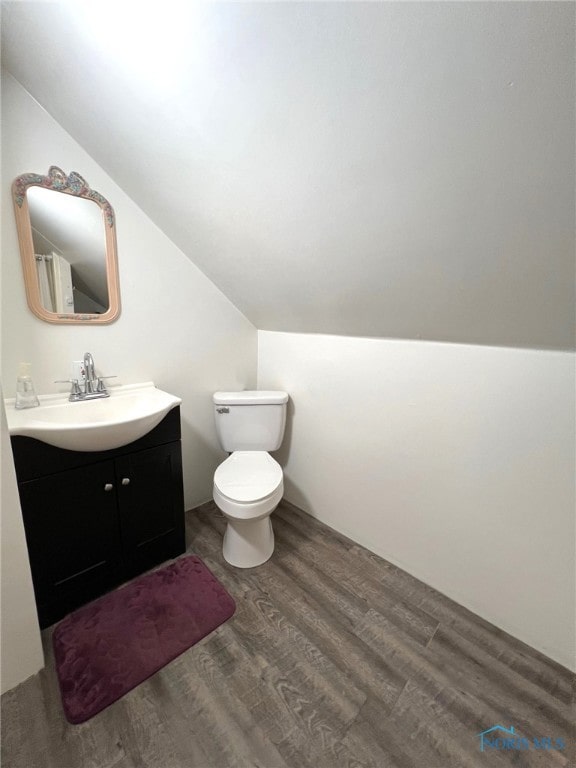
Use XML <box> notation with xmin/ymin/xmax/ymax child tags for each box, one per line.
<box><xmin>12</xmin><ymin>166</ymin><xmax>121</xmax><ymax>324</ymax></box>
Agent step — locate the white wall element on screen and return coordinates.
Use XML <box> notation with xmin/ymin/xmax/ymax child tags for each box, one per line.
<box><xmin>258</xmin><ymin>331</ymin><xmax>576</xmax><ymax>671</ymax></box>
<box><xmin>1</xmin><ymin>72</ymin><xmax>257</xmax><ymax>691</ymax></box>
<box><xmin>1</xmin><ymin>72</ymin><xmax>257</xmax><ymax>508</ymax></box>
<box><xmin>0</xmin><ymin>395</ymin><xmax>44</xmax><ymax>693</ymax></box>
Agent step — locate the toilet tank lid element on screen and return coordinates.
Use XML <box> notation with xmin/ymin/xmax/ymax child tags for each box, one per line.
<box><xmin>213</xmin><ymin>390</ymin><xmax>288</xmax><ymax>405</ymax></box>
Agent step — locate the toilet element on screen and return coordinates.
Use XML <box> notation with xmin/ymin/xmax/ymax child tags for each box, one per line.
<box><xmin>212</xmin><ymin>390</ymin><xmax>289</xmax><ymax>568</ymax></box>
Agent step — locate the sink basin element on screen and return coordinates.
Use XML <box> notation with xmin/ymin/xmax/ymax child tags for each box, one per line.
<box><xmin>5</xmin><ymin>382</ymin><xmax>182</xmax><ymax>452</ymax></box>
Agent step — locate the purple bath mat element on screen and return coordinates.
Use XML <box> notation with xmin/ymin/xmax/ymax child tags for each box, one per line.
<box><xmin>53</xmin><ymin>555</ymin><xmax>235</xmax><ymax>724</ymax></box>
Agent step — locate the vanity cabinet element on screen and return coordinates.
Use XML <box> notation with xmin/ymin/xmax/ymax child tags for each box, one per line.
<box><xmin>11</xmin><ymin>407</ymin><xmax>185</xmax><ymax>628</ymax></box>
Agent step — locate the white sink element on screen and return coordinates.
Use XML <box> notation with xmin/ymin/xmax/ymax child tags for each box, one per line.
<box><xmin>5</xmin><ymin>382</ymin><xmax>182</xmax><ymax>452</ymax></box>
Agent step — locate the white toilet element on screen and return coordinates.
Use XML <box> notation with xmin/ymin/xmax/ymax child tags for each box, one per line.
<box><xmin>212</xmin><ymin>390</ymin><xmax>289</xmax><ymax>568</ymax></box>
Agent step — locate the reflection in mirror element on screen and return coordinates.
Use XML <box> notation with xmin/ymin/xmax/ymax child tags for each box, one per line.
<box><xmin>28</xmin><ymin>188</ymin><xmax>109</xmax><ymax>314</ymax></box>
<box><xmin>12</xmin><ymin>167</ymin><xmax>120</xmax><ymax>324</ymax></box>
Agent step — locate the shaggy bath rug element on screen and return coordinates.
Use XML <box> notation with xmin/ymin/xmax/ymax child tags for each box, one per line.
<box><xmin>53</xmin><ymin>555</ymin><xmax>235</xmax><ymax>723</ymax></box>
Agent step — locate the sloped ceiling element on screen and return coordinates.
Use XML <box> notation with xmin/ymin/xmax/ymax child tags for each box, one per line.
<box><xmin>2</xmin><ymin>2</ymin><xmax>574</xmax><ymax>349</ymax></box>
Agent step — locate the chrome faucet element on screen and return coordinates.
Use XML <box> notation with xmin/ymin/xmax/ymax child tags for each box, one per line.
<box><xmin>55</xmin><ymin>352</ymin><xmax>115</xmax><ymax>401</ymax></box>
<box><xmin>84</xmin><ymin>352</ymin><xmax>97</xmax><ymax>394</ymax></box>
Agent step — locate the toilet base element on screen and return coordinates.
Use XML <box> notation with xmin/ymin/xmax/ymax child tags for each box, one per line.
<box><xmin>222</xmin><ymin>515</ymin><xmax>275</xmax><ymax>568</ymax></box>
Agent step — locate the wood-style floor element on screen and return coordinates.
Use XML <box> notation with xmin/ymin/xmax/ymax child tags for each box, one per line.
<box><xmin>2</xmin><ymin>501</ymin><xmax>574</xmax><ymax>768</ymax></box>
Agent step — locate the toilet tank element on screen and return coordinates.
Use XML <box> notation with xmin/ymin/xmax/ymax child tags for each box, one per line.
<box><xmin>213</xmin><ymin>391</ymin><xmax>288</xmax><ymax>452</ymax></box>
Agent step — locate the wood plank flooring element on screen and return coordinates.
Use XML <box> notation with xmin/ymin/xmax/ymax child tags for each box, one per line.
<box><xmin>2</xmin><ymin>500</ymin><xmax>574</xmax><ymax>768</ymax></box>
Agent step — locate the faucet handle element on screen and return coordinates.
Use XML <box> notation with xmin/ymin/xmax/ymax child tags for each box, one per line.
<box><xmin>96</xmin><ymin>376</ymin><xmax>116</xmax><ymax>393</ymax></box>
<box><xmin>54</xmin><ymin>379</ymin><xmax>81</xmax><ymax>395</ymax></box>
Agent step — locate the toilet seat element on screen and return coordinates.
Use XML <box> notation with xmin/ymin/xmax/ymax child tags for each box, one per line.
<box><xmin>213</xmin><ymin>451</ymin><xmax>283</xmax><ymax>521</ymax></box>
<box><xmin>214</xmin><ymin>451</ymin><xmax>282</xmax><ymax>502</ymax></box>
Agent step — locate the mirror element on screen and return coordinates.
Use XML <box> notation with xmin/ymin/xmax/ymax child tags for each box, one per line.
<box><xmin>12</xmin><ymin>166</ymin><xmax>120</xmax><ymax>324</ymax></box>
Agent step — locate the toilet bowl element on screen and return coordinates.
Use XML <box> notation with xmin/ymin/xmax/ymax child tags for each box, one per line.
<box><xmin>213</xmin><ymin>451</ymin><xmax>283</xmax><ymax>568</ymax></box>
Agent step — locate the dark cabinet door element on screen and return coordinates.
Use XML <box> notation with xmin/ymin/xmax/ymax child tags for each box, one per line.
<box><xmin>19</xmin><ymin>460</ymin><xmax>123</xmax><ymax>626</ymax></box>
<box><xmin>115</xmin><ymin>442</ymin><xmax>185</xmax><ymax>578</ymax></box>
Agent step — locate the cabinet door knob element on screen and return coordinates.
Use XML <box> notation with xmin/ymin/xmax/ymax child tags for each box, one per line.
<box><xmin>121</xmin><ymin>478</ymin><xmax>131</xmax><ymax>486</ymax></box>
<box><xmin>104</xmin><ymin>483</ymin><xmax>114</xmax><ymax>492</ymax></box>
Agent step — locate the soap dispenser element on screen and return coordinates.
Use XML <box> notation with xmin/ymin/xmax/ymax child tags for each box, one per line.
<box><xmin>15</xmin><ymin>362</ymin><xmax>40</xmax><ymax>409</ymax></box>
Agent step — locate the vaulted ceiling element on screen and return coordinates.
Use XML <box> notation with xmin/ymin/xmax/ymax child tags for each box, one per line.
<box><xmin>2</xmin><ymin>2</ymin><xmax>574</xmax><ymax>349</ymax></box>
